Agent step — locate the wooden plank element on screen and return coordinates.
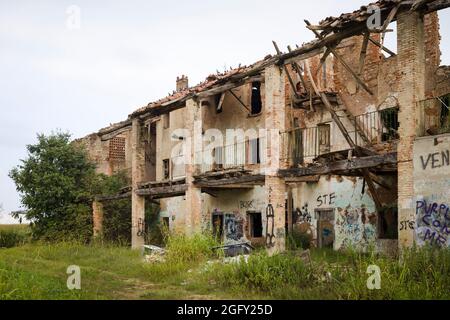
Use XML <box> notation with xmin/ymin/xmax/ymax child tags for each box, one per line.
<box><xmin>278</xmin><ymin>153</ymin><xmax>397</xmax><ymax>177</ymax></box>
<box><xmin>136</xmin><ymin>184</ymin><xmax>188</xmax><ymax>197</ymax></box>
<box><xmin>194</xmin><ymin>175</ymin><xmax>265</xmax><ymax>188</ymax></box>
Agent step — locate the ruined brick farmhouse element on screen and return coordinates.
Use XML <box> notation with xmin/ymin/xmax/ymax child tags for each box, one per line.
<box><xmin>78</xmin><ymin>0</ymin><xmax>450</xmax><ymax>254</ymax></box>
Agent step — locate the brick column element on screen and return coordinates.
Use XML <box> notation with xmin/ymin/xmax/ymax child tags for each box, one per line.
<box><xmin>92</xmin><ymin>200</ymin><xmax>104</xmax><ymax>238</ymax></box>
<box><xmin>185</xmin><ymin>98</ymin><xmax>203</xmax><ymax>235</ymax></box>
<box><xmin>397</xmin><ymin>11</ymin><xmax>426</xmax><ymax>249</ymax></box>
<box><xmin>131</xmin><ymin>118</ymin><xmax>146</xmax><ymax>249</ymax></box>
<box><xmin>264</xmin><ymin>65</ymin><xmax>287</xmax><ymax>254</ymax></box>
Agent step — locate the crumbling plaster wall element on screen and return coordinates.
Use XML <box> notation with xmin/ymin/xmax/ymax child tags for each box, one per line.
<box><xmin>202</xmin><ymin>187</ymin><xmax>267</xmax><ymax>245</ymax></box>
<box><xmin>156</xmin><ymin>108</ymin><xmax>187</xmax><ymax>182</ymax></box>
<box><xmin>159</xmin><ymin>195</ymin><xmax>187</xmax><ymax>233</ymax></box>
<box><xmin>413</xmin><ymin>133</ymin><xmax>450</xmax><ymax>248</ymax></box>
<box><xmin>291</xmin><ymin>176</ymin><xmax>378</xmax><ymax>250</ymax></box>
<box><xmin>201</xmin><ymin>83</ymin><xmax>266</xmax><ymax>172</ymax></box>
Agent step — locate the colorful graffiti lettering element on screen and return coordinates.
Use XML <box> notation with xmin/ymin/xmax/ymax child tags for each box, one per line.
<box><xmin>416</xmin><ymin>200</ymin><xmax>450</xmax><ymax>247</ymax></box>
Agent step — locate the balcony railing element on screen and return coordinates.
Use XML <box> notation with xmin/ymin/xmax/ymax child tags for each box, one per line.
<box><xmin>281</xmin><ymin>108</ymin><xmax>399</xmax><ymax>165</ymax></box>
<box><xmin>417</xmin><ymin>95</ymin><xmax>450</xmax><ymax>137</ymax></box>
<box><xmin>196</xmin><ymin>138</ymin><xmax>265</xmax><ymax>174</ymax></box>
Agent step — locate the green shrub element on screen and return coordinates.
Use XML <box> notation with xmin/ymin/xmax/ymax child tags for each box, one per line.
<box><xmin>0</xmin><ymin>226</ymin><xmax>30</xmax><ymax>248</ymax></box>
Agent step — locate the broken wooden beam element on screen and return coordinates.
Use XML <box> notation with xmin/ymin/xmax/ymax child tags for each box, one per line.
<box><xmin>273</xmin><ymin>41</ymin><xmax>302</xmax><ymax>100</ymax></box>
<box><xmin>304</xmin><ymin>19</ymin><xmax>374</xmax><ymax>96</ymax></box>
<box><xmin>278</xmin><ymin>153</ymin><xmax>397</xmax><ymax>178</ymax></box>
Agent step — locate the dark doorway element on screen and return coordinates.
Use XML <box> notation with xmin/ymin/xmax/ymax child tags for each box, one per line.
<box><xmin>212</xmin><ymin>213</ymin><xmax>224</xmax><ymax>241</ymax></box>
<box><xmin>247</xmin><ymin>211</ymin><xmax>263</xmax><ymax>238</ymax></box>
<box><xmin>316</xmin><ymin>209</ymin><xmax>335</xmax><ymax>249</ymax></box>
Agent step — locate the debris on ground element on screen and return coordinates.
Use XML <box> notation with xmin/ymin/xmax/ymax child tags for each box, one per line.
<box><xmin>142</xmin><ymin>244</ymin><xmax>166</xmax><ymax>263</ymax></box>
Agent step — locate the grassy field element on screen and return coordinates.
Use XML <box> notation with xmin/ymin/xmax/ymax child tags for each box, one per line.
<box><xmin>0</xmin><ymin>231</ymin><xmax>449</xmax><ymax>300</ymax></box>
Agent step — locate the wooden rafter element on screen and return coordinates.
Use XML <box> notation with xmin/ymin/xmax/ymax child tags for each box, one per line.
<box><xmin>368</xmin><ymin>37</ymin><xmax>396</xmax><ymax>57</ymax></box>
<box><xmin>228</xmin><ymin>89</ymin><xmax>251</xmax><ymax>113</ymax></box>
<box><xmin>358</xmin><ymin>31</ymin><xmax>370</xmax><ymax>76</ymax></box>
<box><xmin>304</xmin><ymin>20</ymin><xmax>374</xmax><ymax>96</ymax></box>
<box><xmin>287</xmin><ymin>45</ymin><xmax>309</xmax><ymax>96</ymax></box>
<box><xmin>272</xmin><ymin>41</ymin><xmax>302</xmax><ymax>100</ymax></box>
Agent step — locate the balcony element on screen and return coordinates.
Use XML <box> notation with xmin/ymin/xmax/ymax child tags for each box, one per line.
<box><xmin>196</xmin><ymin>138</ymin><xmax>265</xmax><ymax>174</ymax></box>
<box><xmin>281</xmin><ymin>108</ymin><xmax>399</xmax><ymax>166</ymax></box>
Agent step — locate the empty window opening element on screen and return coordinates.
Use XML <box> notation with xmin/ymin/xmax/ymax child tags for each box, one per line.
<box><xmin>248</xmin><ymin>211</ymin><xmax>263</xmax><ymax>238</ymax></box>
<box><xmin>380</xmin><ymin>107</ymin><xmax>399</xmax><ymax>142</ymax></box>
<box><xmin>251</xmin><ymin>81</ymin><xmax>262</xmax><ymax>115</ymax></box>
<box><xmin>109</xmin><ymin>137</ymin><xmax>126</xmax><ymax>161</ymax></box>
<box><xmin>163</xmin><ymin>113</ymin><xmax>170</xmax><ymax>129</ymax></box>
<box><xmin>248</xmin><ymin>138</ymin><xmax>261</xmax><ymax>165</ymax></box>
<box><xmin>317</xmin><ymin>123</ymin><xmax>331</xmax><ymax>155</ymax></box>
<box><xmin>163</xmin><ymin>159</ymin><xmax>170</xmax><ymax>180</ymax></box>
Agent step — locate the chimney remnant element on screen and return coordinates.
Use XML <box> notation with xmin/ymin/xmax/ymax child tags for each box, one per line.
<box><xmin>176</xmin><ymin>75</ymin><xmax>189</xmax><ymax>92</ymax></box>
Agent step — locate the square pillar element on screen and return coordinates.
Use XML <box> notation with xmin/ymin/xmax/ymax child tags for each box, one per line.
<box><xmin>92</xmin><ymin>200</ymin><xmax>104</xmax><ymax>238</ymax></box>
<box><xmin>184</xmin><ymin>98</ymin><xmax>203</xmax><ymax>235</ymax></box>
<box><xmin>131</xmin><ymin>118</ymin><xmax>146</xmax><ymax>249</ymax></box>
<box><xmin>264</xmin><ymin>65</ymin><xmax>287</xmax><ymax>254</ymax></box>
<box><xmin>396</xmin><ymin>11</ymin><xmax>426</xmax><ymax>249</ymax></box>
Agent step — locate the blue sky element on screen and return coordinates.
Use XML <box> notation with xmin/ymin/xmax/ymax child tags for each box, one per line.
<box><xmin>0</xmin><ymin>1</ymin><xmax>449</xmax><ymax>223</ymax></box>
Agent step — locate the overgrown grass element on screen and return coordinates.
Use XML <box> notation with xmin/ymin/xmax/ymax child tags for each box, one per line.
<box><xmin>0</xmin><ymin>234</ymin><xmax>449</xmax><ymax>300</ymax></box>
<box><xmin>201</xmin><ymin>246</ymin><xmax>450</xmax><ymax>300</ymax></box>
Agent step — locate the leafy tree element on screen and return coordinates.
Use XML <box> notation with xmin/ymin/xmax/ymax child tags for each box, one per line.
<box><xmin>9</xmin><ymin>132</ymin><xmax>97</xmax><ymax>241</ymax></box>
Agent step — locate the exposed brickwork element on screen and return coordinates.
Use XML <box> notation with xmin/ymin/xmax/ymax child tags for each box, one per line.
<box><xmin>397</xmin><ymin>11</ymin><xmax>426</xmax><ymax>249</ymax></box>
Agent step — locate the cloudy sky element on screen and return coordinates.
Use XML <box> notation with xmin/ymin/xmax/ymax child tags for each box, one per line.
<box><xmin>0</xmin><ymin>1</ymin><xmax>449</xmax><ymax>223</ymax></box>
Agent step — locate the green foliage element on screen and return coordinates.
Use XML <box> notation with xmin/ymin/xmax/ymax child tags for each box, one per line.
<box><xmin>286</xmin><ymin>229</ymin><xmax>312</xmax><ymax>250</ymax></box>
<box><xmin>0</xmin><ymin>225</ymin><xmax>30</xmax><ymax>248</ymax></box>
<box><xmin>9</xmin><ymin>132</ymin><xmax>96</xmax><ymax>241</ymax></box>
<box><xmin>164</xmin><ymin>233</ymin><xmax>221</xmax><ymax>264</ymax></box>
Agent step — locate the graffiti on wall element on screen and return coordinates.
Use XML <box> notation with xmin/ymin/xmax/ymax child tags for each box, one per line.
<box><xmin>316</xmin><ymin>193</ymin><xmax>336</xmax><ymax>208</ymax></box>
<box><xmin>224</xmin><ymin>213</ymin><xmax>244</xmax><ymax>243</ymax></box>
<box><xmin>295</xmin><ymin>204</ymin><xmax>312</xmax><ymax>223</ymax></box>
<box><xmin>416</xmin><ymin>200</ymin><xmax>450</xmax><ymax>247</ymax></box>
<box><xmin>335</xmin><ymin>206</ymin><xmax>377</xmax><ymax>249</ymax></box>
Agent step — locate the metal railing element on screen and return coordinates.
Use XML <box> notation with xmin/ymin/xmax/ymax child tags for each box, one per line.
<box><xmin>417</xmin><ymin>96</ymin><xmax>450</xmax><ymax>137</ymax></box>
<box><xmin>281</xmin><ymin>108</ymin><xmax>399</xmax><ymax>165</ymax></box>
<box><xmin>196</xmin><ymin>138</ymin><xmax>265</xmax><ymax>174</ymax></box>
